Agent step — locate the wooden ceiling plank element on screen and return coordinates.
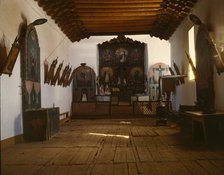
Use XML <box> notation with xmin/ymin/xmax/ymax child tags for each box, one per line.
<box><xmin>84</xmin><ymin>23</ymin><xmax>153</xmax><ymax>27</ymax></box>
<box><xmin>81</xmin><ymin>19</ymin><xmax>154</xmax><ymax>23</ymax></box>
<box><xmin>87</xmin><ymin>29</ymin><xmax>152</xmax><ymax>33</ymax></box>
<box><xmin>73</xmin><ymin>0</ymin><xmax>163</xmax><ymax>3</ymax></box>
<box><xmin>74</xmin><ymin>4</ymin><xmax>161</xmax><ymax>9</ymax></box>
<box><xmin>89</xmin><ymin>31</ymin><xmax>150</xmax><ymax>36</ymax></box>
<box><xmin>85</xmin><ymin>23</ymin><xmax>153</xmax><ymax>28</ymax></box>
<box><xmin>86</xmin><ymin>28</ymin><xmax>153</xmax><ymax>32</ymax></box>
<box><xmin>84</xmin><ymin>21</ymin><xmax>153</xmax><ymax>26</ymax></box>
<box><xmin>76</xmin><ymin>7</ymin><xmax>161</xmax><ymax>13</ymax></box>
<box><xmin>77</xmin><ymin>11</ymin><xmax>160</xmax><ymax>17</ymax></box>
<box><xmin>79</xmin><ymin>16</ymin><xmax>156</xmax><ymax>21</ymax></box>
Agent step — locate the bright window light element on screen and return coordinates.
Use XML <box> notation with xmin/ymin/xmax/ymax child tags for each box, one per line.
<box><xmin>188</xmin><ymin>26</ymin><xmax>196</xmax><ymax>80</ymax></box>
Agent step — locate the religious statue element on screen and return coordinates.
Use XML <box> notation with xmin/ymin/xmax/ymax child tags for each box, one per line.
<box><xmin>104</xmin><ymin>71</ymin><xmax>110</xmax><ymax>84</ymax></box>
<box><xmin>99</xmin><ymin>84</ymin><xmax>105</xmax><ymax>95</ymax></box>
<box><xmin>104</xmin><ymin>85</ymin><xmax>111</xmax><ymax>95</ymax></box>
<box><xmin>120</xmin><ymin>50</ymin><xmax>126</xmax><ymax>63</ymax></box>
<box><xmin>153</xmin><ymin>65</ymin><xmax>165</xmax><ymax>84</ymax></box>
<box><xmin>96</xmin><ymin>76</ymin><xmax>100</xmax><ymax>94</ymax></box>
<box><xmin>117</xmin><ymin>77</ymin><xmax>121</xmax><ymax>85</ymax></box>
<box><xmin>81</xmin><ymin>89</ymin><xmax>87</xmax><ymax>101</ymax></box>
<box><xmin>189</xmin><ymin>14</ymin><xmax>223</xmax><ymax>113</ymax></box>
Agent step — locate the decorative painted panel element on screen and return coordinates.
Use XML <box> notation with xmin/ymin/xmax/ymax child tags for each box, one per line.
<box><xmin>22</xmin><ymin>24</ymin><xmax>41</xmax><ymax>110</ymax></box>
<box><xmin>72</xmin><ymin>63</ymin><xmax>96</xmax><ymax>102</ymax></box>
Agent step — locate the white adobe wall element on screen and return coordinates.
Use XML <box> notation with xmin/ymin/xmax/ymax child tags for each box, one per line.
<box><xmin>169</xmin><ymin>0</ymin><xmax>224</xmax><ymax>111</ymax></box>
<box><xmin>0</xmin><ymin>0</ymin><xmax>72</xmax><ymax>140</ymax></box>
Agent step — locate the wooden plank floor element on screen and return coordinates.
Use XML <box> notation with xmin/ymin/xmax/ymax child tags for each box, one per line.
<box><xmin>2</xmin><ymin>118</ymin><xmax>224</xmax><ymax>175</ymax></box>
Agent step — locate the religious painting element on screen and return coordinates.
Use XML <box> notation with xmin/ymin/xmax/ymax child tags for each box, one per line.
<box><xmin>1</xmin><ymin>43</ymin><xmax>20</xmax><ymax>76</ymax></box>
<box><xmin>130</xmin><ymin>48</ymin><xmax>142</xmax><ymax>61</ymax></box>
<box><xmin>22</xmin><ymin>24</ymin><xmax>41</xmax><ymax>110</ymax></box>
<box><xmin>0</xmin><ymin>36</ymin><xmax>20</xmax><ymax>76</ymax></box>
<box><xmin>72</xmin><ymin>63</ymin><xmax>96</xmax><ymax>101</ymax></box>
<box><xmin>100</xmin><ymin>48</ymin><xmax>113</xmax><ymax>63</ymax></box>
<box><xmin>115</xmin><ymin>48</ymin><xmax>128</xmax><ymax>63</ymax></box>
<box><xmin>130</xmin><ymin>67</ymin><xmax>143</xmax><ymax>83</ymax></box>
<box><xmin>76</xmin><ymin>68</ymin><xmax>92</xmax><ymax>87</ymax></box>
<box><xmin>1</xmin><ymin>21</ymin><xmax>27</xmax><ymax>76</ymax></box>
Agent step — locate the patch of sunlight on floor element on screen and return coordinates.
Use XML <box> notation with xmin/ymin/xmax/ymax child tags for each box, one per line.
<box><xmin>89</xmin><ymin>132</ymin><xmax>129</xmax><ymax>139</ymax></box>
<box><xmin>120</xmin><ymin>121</ymin><xmax>131</xmax><ymax>124</ymax></box>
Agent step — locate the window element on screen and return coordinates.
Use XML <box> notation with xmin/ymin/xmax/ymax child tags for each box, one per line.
<box><xmin>188</xmin><ymin>26</ymin><xmax>196</xmax><ymax>80</ymax></box>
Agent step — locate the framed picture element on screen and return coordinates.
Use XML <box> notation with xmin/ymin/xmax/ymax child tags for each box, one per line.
<box><xmin>1</xmin><ymin>38</ymin><xmax>20</xmax><ymax>76</ymax></box>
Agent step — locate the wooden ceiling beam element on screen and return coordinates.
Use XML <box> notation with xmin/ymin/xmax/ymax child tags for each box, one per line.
<box><xmin>78</xmin><ymin>16</ymin><xmax>156</xmax><ymax>21</ymax></box>
<box><xmin>87</xmin><ymin>28</ymin><xmax>152</xmax><ymax>33</ymax></box>
<box><xmin>86</xmin><ymin>24</ymin><xmax>152</xmax><ymax>29</ymax></box>
<box><xmin>77</xmin><ymin>11</ymin><xmax>160</xmax><ymax>17</ymax></box>
<box><xmin>82</xmin><ymin>23</ymin><xmax>153</xmax><ymax>27</ymax></box>
<box><xmin>84</xmin><ymin>21</ymin><xmax>153</xmax><ymax>26</ymax></box>
<box><xmin>76</xmin><ymin>7</ymin><xmax>161</xmax><ymax>13</ymax></box>
<box><xmin>89</xmin><ymin>31</ymin><xmax>150</xmax><ymax>36</ymax></box>
<box><xmin>73</xmin><ymin>0</ymin><xmax>163</xmax><ymax>3</ymax></box>
<box><xmin>74</xmin><ymin>4</ymin><xmax>161</xmax><ymax>9</ymax></box>
<box><xmin>86</xmin><ymin>28</ymin><xmax>153</xmax><ymax>32</ymax></box>
<box><xmin>84</xmin><ymin>23</ymin><xmax>153</xmax><ymax>27</ymax></box>
<box><xmin>54</xmin><ymin>16</ymin><xmax>155</xmax><ymax>22</ymax></box>
<box><xmin>83</xmin><ymin>16</ymin><xmax>155</xmax><ymax>22</ymax></box>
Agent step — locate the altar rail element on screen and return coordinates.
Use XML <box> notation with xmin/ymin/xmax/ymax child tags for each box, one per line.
<box><xmin>72</xmin><ymin>101</ymin><xmax>171</xmax><ymax>118</ymax></box>
<box><xmin>133</xmin><ymin>101</ymin><xmax>171</xmax><ymax>115</ymax></box>
<box><xmin>72</xmin><ymin>101</ymin><xmax>111</xmax><ymax>118</ymax></box>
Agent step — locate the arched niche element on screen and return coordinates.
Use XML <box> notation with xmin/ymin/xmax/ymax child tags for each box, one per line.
<box><xmin>72</xmin><ymin>63</ymin><xmax>96</xmax><ymax>101</ymax></box>
<box><xmin>148</xmin><ymin>62</ymin><xmax>170</xmax><ymax>100</ymax></box>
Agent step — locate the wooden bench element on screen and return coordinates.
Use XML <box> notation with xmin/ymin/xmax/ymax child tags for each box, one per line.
<box><xmin>182</xmin><ymin>111</ymin><xmax>224</xmax><ymax>144</ymax></box>
<box><xmin>180</xmin><ymin>105</ymin><xmax>200</xmax><ymax>124</ymax></box>
<box><xmin>179</xmin><ymin>105</ymin><xmax>201</xmax><ymax>112</ymax></box>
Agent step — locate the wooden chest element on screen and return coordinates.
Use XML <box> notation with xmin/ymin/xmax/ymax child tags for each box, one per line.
<box><xmin>23</xmin><ymin>107</ymin><xmax>59</xmax><ymax>141</ymax></box>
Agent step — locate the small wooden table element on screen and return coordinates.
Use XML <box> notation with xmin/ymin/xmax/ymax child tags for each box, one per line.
<box><xmin>183</xmin><ymin>111</ymin><xmax>224</xmax><ymax>144</ymax></box>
